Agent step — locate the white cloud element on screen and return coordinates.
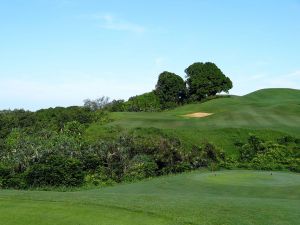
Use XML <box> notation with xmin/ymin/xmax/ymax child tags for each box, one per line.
<box><xmin>92</xmin><ymin>13</ymin><xmax>146</xmax><ymax>34</ymax></box>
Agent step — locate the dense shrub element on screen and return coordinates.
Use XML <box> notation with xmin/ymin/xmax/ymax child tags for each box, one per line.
<box><xmin>0</xmin><ymin>164</ymin><xmax>26</xmax><ymax>189</ymax></box>
<box><xmin>80</xmin><ymin>128</ymin><xmax>226</xmax><ymax>185</ymax></box>
<box><xmin>219</xmin><ymin>156</ymin><xmax>238</xmax><ymax>169</ymax></box>
<box><xmin>237</xmin><ymin>135</ymin><xmax>300</xmax><ymax>172</ymax></box>
<box><xmin>124</xmin><ymin>155</ymin><xmax>158</xmax><ymax>181</ymax></box>
<box><xmin>26</xmin><ymin>154</ymin><xmax>84</xmax><ymax>187</ymax></box>
<box><xmin>123</xmin><ymin>91</ymin><xmax>161</xmax><ymax>112</ymax></box>
<box><xmin>3</xmin><ymin>105</ymin><xmax>299</xmax><ymax>190</ymax></box>
<box><xmin>288</xmin><ymin>159</ymin><xmax>300</xmax><ymax>173</ymax></box>
<box><xmin>106</xmin><ymin>99</ymin><xmax>126</xmax><ymax>112</ymax></box>
<box><xmin>85</xmin><ymin>167</ymin><xmax>115</xmax><ymax>186</ymax></box>
<box><xmin>0</xmin><ymin>106</ymin><xmax>105</xmax><ymax>138</ymax></box>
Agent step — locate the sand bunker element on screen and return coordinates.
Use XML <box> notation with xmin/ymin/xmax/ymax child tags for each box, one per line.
<box><xmin>183</xmin><ymin>112</ymin><xmax>213</xmax><ymax>118</ymax></box>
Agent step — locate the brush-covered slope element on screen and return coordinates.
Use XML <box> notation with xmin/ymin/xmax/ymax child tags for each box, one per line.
<box><xmin>0</xmin><ymin>170</ymin><xmax>299</xmax><ymax>225</ymax></box>
<box><xmin>86</xmin><ymin>88</ymin><xmax>300</xmax><ymax>154</ymax></box>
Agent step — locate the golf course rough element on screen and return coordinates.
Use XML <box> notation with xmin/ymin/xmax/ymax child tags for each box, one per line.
<box><xmin>0</xmin><ymin>170</ymin><xmax>299</xmax><ymax>225</ymax></box>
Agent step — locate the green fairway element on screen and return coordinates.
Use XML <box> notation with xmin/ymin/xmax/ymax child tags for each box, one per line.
<box><xmin>86</xmin><ymin>88</ymin><xmax>300</xmax><ymax>155</ymax></box>
<box><xmin>0</xmin><ymin>170</ymin><xmax>299</xmax><ymax>225</ymax></box>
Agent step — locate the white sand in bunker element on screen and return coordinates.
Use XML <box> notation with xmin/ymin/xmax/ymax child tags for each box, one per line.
<box><xmin>183</xmin><ymin>112</ymin><xmax>213</xmax><ymax>118</ymax></box>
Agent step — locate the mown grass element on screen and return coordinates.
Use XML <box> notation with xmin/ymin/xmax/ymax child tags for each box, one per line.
<box><xmin>0</xmin><ymin>170</ymin><xmax>299</xmax><ymax>225</ymax></box>
<box><xmin>85</xmin><ymin>88</ymin><xmax>300</xmax><ymax>155</ymax></box>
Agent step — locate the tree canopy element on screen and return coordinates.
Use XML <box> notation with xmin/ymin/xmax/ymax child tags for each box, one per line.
<box><xmin>185</xmin><ymin>62</ymin><xmax>233</xmax><ymax>100</ymax></box>
<box><xmin>88</xmin><ymin>62</ymin><xmax>233</xmax><ymax>112</ymax></box>
<box><xmin>155</xmin><ymin>71</ymin><xmax>186</xmax><ymax>107</ymax></box>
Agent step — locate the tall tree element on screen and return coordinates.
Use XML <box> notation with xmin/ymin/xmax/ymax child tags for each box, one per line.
<box><xmin>185</xmin><ymin>62</ymin><xmax>233</xmax><ymax>100</ymax></box>
<box><xmin>155</xmin><ymin>71</ymin><xmax>187</xmax><ymax>106</ymax></box>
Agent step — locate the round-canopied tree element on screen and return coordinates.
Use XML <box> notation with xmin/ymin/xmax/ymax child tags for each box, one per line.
<box><xmin>185</xmin><ymin>62</ymin><xmax>233</xmax><ymax>100</ymax></box>
<box><xmin>155</xmin><ymin>71</ymin><xmax>187</xmax><ymax>107</ymax></box>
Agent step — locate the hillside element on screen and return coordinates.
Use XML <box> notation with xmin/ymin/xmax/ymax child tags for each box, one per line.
<box><xmin>86</xmin><ymin>88</ymin><xmax>300</xmax><ymax>155</ymax></box>
<box><xmin>0</xmin><ymin>170</ymin><xmax>299</xmax><ymax>225</ymax></box>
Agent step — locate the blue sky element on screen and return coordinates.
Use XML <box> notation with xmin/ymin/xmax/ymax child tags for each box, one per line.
<box><xmin>0</xmin><ymin>0</ymin><xmax>299</xmax><ymax>110</ymax></box>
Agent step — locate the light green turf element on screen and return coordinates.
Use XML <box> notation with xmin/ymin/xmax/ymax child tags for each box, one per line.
<box><xmin>85</xmin><ymin>88</ymin><xmax>300</xmax><ymax>155</ymax></box>
<box><xmin>0</xmin><ymin>170</ymin><xmax>299</xmax><ymax>225</ymax></box>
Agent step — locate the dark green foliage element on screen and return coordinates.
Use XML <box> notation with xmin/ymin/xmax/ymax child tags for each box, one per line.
<box><xmin>26</xmin><ymin>154</ymin><xmax>84</xmax><ymax>187</ymax></box>
<box><xmin>277</xmin><ymin>135</ymin><xmax>300</xmax><ymax>145</ymax></box>
<box><xmin>0</xmin><ymin>106</ymin><xmax>110</xmax><ymax>189</ymax></box>
<box><xmin>184</xmin><ymin>146</ymin><xmax>207</xmax><ymax>168</ymax></box>
<box><xmin>124</xmin><ymin>155</ymin><xmax>158</xmax><ymax>181</ymax></box>
<box><xmin>1</xmin><ymin>98</ymin><xmax>299</xmax><ymax>190</ymax></box>
<box><xmin>239</xmin><ymin>135</ymin><xmax>265</xmax><ymax>161</ymax></box>
<box><xmin>106</xmin><ymin>99</ymin><xmax>126</xmax><ymax>112</ymax></box>
<box><xmin>0</xmin><ymin>123</ymin><xmax>228</xmax><ymax>189</ymax></box>
<box><xmin>115</xmin><ymin>61</ymin><xmax>233</xmax><ymax>111</ymax></box>
<box><xmin>84</xmin><ymin>167</ymin><xmax>115</xmax><ymax>186</ymax></box>
<box><xmin>35</xmin><ymin>106</ymin><xmax>97</xmax><ymax>130</ymax></box>
<box><xmin>289</xmin><ymin>162</ymin><xmax>300</xmax><ymax>172</ymax></box>
<box><xmin>237</xmin><ymin>135</ymin><xmax>300</xmax><ymax>171</ymax></box>
<box><xmin>0</xmin><ymin>164</ymin><xmax>11</xmax><ymax>188</ymax></box>
<box><xmin>63</xmin><ymin>121</ymin><xmax>85</xmax><ymax>136</ymax></box>
<box><xmin>155</xmin><ymin>71</ymin><xmax>187</xmax><ymax>108</ymax></box>
<box><xmin>0</xmin><ymin>110</ymin><xmax>32</xmax><ymax>138</ymax></box>
<box><xmin>81</xmin><ymin>153</ymin><xmax>103</xmax><ymax>172</ymax></box>
<box><xmin>185</xmin><ymin>62</ymin><xmax>233</xmax><ymax>100</ymax></box>
<box><xmin>204</xmin><ymin>142</ymin><xmax>219</xmax><ymax>162</ymax></box>
<box><xmin>114</xmin><ymin>128</ymin><xmax>223</xmax><ymax>175</ymax></box>
<box><xmin>219</xmin><ymin>156</ymin><xmax>238</xmax><ymax>169</ymax></box>
<box><xmin>2</xmin><ymin>174</ymin><xmax>26</xmax><ymax>189</ymax></box>
<box><xmin>185</xmin><ymin>143</ymin><xmax>224</xmax><ymax>169</ymax></box>
<box><xmin>0</xmin><ymin>106</ymin><xmax>99</xmax><ymax>137</ymax></box>
<box><xmin>0</xmin><ymin>164</ymin><xmax>26</xmax><ymax>189</ymax></box>
<box><xmin>110</xmin><ymin>61</ymin><xmax>234</xmax><ymax>112</ymax></box>
<box><xmin>124</xmin><ymin>91</ymin><xmax>161</xmax><ymax>112</ymax></box>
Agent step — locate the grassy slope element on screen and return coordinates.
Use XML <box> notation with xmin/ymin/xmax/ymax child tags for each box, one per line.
<box><xmin>0</xmin><ymin>170</ymin><xmax>299</xmax><ymax>225</ymax></box>
<box><xmin>86</xmin><ymin>88</ymin><xmax>300</xmax><ymax>155</ymax></box>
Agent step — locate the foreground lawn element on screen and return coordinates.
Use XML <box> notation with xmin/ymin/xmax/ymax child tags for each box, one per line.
<box><xmin>0</xmin><ymin>170</ymin><xmax>299</xmax><ymax>225</ymax></box>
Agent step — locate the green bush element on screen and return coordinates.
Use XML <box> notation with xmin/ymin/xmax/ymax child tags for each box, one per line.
<box><xmin>2</xmin><ymin>174</ymin><xmax>26</xmax><ymax>189</ymax></box>
<box><xmin>0</xmin><ymin>164</ymin><xmax>26</xmax><ymax>189</ymax></box>
<box><xmin>237</xmin><ymin>135</ymin><xmax>300</xmax><ymax>172</ymax></box>
<box><xmin>288</xmin><ymin>159</ymin><xmax>300</xmax><ymax>172</ymax></box>
<box><xmin>85</xmin><ymin>167</ymin><xmax>116</xmax><ymax>186</ymax></box>
<box><xmin>124</xmin><ymin>155</ymin><xmax>158</xmax><ymax>181</ymax></box>
<box><xmin>161</xmin><ymin>162</ymin><xmax>191</xmax><ymax>174</ymax></box>
<box><xmin>124</xmin><ymin>91</ymin><xmax>161</xmax><ymax>112</ymax></box>
<box><xmin>26</xmin><ymin>154</ymin><xmax>84</xmax><ymax>187</ymax></box>
<box><xmin>106</xmin><ymin>100</ymin><xmax>126</xmax><ymax>112</ymax></box>
<box><xmin>219</xmin><ymin>156</ymin><xmax>238</xmax><ymax>169</ymax></box>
